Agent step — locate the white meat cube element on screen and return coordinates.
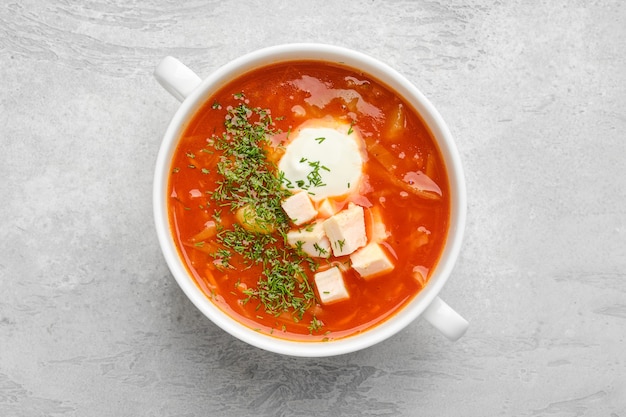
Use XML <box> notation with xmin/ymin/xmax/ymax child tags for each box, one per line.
<box><xmin>323</xmin><ymin>203</ymin><xmax>367</xmax><ymax>256</ymax></box>
<box><xmin>281</xmin><ymin>191</ymin><xmax>317</xmax><ymax>225</ymax></box>
<box><xmin>286</xmin><ymin>222</ymin><xmax>331</xmax><ymax>258</ymax></box>
<box><xmin>350</xmin><ymin>242</ymin><xmax>395</xmax><ymax>279</ymax></box>
<box><xmin>317</xmin><ymin>198</ymin><xmax>337</xmax><ymax>219</ymax></box>
<box><xmin>314</xmin><ymin>266</ymin><xmax>349</xmax><ymax>304</ymax></box>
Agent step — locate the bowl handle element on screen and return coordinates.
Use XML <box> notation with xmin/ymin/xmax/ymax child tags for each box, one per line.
<box><xmin>154</xmin><ymin>56</ymin><xmax>202</xmax><ymax>102</ymax></box>
<box><xmin>422</xmin><ymin>296</ymin><xmax>468</xmax><ymax>340</ymax></box>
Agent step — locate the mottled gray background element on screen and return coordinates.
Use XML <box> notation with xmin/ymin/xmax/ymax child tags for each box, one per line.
<box><xmin>1</xmin><ymin>1</ymin><xmax>625</xmax><ymax>416</ymax></box>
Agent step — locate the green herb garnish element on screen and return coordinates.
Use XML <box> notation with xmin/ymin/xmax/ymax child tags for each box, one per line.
<box><xmin>347</xmin><ymin>121</ymin><xmax>355</xmax><ymax>135</ymax></box>
<box><xmin>313</xmin><ymin>243</ymin><xmax>328</xmax><ymax>257</ymax></box>
<box><xmin>206</xmin><ymin>94</ymin><xmax>320</xmax><ymax>324</ymax></box>
<box><xmin>308</xmin><ymin>316</ymin><xmax>323</xmax><ymax>334</ymax></box>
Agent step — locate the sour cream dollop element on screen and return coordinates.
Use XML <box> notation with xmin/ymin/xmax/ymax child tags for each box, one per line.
<box><xmin>278</xmin><ymin>119</ymin><xmax>365</xmax><ymax>201</ymax></box>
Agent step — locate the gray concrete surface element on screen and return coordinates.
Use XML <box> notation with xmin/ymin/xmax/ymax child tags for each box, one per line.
<box><xmin>1</xmin><ymin>1</ymin><xmax>625</xmax><ymax>416</ymax></box>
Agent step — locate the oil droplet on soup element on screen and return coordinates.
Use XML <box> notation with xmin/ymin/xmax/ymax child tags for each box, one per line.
<box><xmin>168</xmin><ymin>61</ymin><xmax>449</xmax><ymax>341</ymax></box>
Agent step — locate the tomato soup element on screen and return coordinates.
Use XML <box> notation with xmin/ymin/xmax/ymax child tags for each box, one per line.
<box><xmin>168</xmin><ymin>61</ymin><xmax>449</xmax><ymax>341</ymax></box>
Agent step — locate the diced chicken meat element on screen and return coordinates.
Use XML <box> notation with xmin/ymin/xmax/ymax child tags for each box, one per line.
<box><xmin>323</xmin><ymin>203</ymin><xmax>367</xmax><ymax>256</ymax></box>
<box><xmin>314</xmin><ymin>266</ymin><xmax>349</xmax><ymax>304</ymax></box>
<box><xmin>281</xmin><ymin>191</ymin><xmax>318</xmax><ymax>226</ymax></box>
<box><xmin>350</xmin><ymin>242</ymin><xmax>395</xmax><ymax>279</ymax></box>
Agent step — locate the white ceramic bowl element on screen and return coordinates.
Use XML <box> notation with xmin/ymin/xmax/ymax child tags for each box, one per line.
<box><xmin>153</xmin><ymin>43</ymin><xmax>468</xmax><ymax>357</ymax></box>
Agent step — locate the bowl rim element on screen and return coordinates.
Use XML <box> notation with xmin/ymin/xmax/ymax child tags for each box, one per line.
<box><xmin>153</xmin><ymin>43</ymin><xmax>466</xmax><ymax>357</ymax></box>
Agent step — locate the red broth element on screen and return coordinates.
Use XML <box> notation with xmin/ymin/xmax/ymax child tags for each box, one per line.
<box><xmin>168</xmin><ymin>61</ymin><xmax>449</xmax><ymax>341</ymax></box>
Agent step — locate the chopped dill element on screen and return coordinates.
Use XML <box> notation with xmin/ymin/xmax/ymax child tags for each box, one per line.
<box><xmin>347</xmin><ymin>120</ymin><xmax>355</xmax><ymax>135</ymax></box>
<box><xmin>206</xmin><ymin>93</ymin><xmax>320</xmax><ymax>323</ymax></box>
<box><xmin>313</xmin><ymin>243</ymin><xmax>328</xmax><ymax>257</ymax></box>
<box><xmin>308</xmin><ymin>316</ymin><xmax>323</xmax><ymax>334</ymax></box>
<box><xmin>293</xmin><ymin>159</ymin><xmax>330</xmax><ymax>190</ymax></box>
